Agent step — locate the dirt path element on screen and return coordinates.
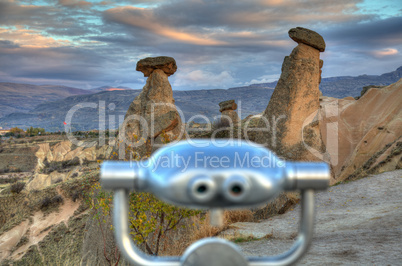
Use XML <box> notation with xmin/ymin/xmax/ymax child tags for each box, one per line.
<box><xmin>222</xmin><ymin>170</ymin><xmax>402</xmax><ymax>265</ymax></box>
<box><xmin>0</xmin><ymin>195</ymin><xmax>80</xmax><ymax>262</ymax></box>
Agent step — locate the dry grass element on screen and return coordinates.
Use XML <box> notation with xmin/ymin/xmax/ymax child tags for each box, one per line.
<box><xmin>190</xmin><ymin>210</ymin><xmax>254</xmax><ymax>241</ymax></box>
<box><xmin>161</xmin><ymin>209</ymin><xmax>254</xmax><ymax>256</ymax></box>
<box><xmin>253</xmin><ymin>192</ymin><xmax>300</xmax><ymax>220</ymax></box>
<box><xmin>225</xmin><ymin>209</ymin><xmax>255</xmax><ymax>224</ymax></box>
<box><xmin>228</xmin><ymin>230</ymin><xmax>273</xmax><ymax>243</ymax></box>
<box><xmin>161</xmin><ymin>195</ymin><xmax>302</xmax><ymax>256</ymax></box>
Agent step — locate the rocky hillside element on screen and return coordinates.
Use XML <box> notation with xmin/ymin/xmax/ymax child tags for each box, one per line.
<box><xmin>0</xmin><ymin>135</ymin><xmax>400</xmax><ymax>265</ymax></box>
<box><xmin>319</xmin><ymin>78</ymin><xmax>402</xmax><ymax>183</ymax></box>
<box><xmin>0</xmin><ymin>136</ymin><xmax>112</xmax><ymax>265</ymax></box>
<box><xmin>0</xmin><ymin>83</ymin><xmax>92</xmax><ymax>118</ymax></box>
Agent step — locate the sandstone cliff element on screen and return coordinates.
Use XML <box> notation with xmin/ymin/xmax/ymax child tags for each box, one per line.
<box><xmin>319</xmin><ymin>78</ymin><xmax>402</xmax><ymax>183</ymax></box>
<box><xmin>28</xmin><ymin>142</ymin><xmax>111</xmax><ymax>190</ymax></box>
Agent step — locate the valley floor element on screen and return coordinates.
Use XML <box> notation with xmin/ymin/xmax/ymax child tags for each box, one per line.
<box><xmin>223</xmin><ymin>169</ymin><xmax>402</xmax><ymax>265</ymax></box>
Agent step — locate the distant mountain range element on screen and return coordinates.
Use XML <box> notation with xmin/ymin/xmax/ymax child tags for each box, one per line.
<box><xmin>0</xmin><ymin>66</ymin><xmax>401</xmax><ymax>131</ymax></box>
<box><xmin>320</xmin><ymin>66</ymin><xmax>402</xmax><ymax>98</ymax></box>
<box><xmin>230</xmin><ymin>66</ymin><xmax>402</xmax><ymax>98</ymax></box>
<box><xmin>0</xmin><ymin>83</ymin><xmax>92</xmax><ymax>118</ymax></box>
<box><xmin>0</xmin><ymin>87</ymin><xmax>274</xmax><ymax>131</ymax></box>
<box><xmin>0</xmin><ymin>83</ymin><xmax>134</xmax><ymax>118</ymax></box>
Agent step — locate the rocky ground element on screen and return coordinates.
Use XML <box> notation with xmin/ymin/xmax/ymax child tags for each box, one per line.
<box><xmin>0</xmin><ymin>131</ymin><xmax>401</xmax><ymax>265</ymax></box>
<box><xmin>221</xmin><ymin>170</ymin><xmax>402</xmax><ymax>265</ymax></box>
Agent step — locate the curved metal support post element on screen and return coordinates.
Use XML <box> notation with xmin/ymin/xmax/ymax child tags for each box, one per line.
<box><xmin>113</xmin><ymin>189</ymin><xmax>181</xmax><ymax>266</ymax></box>
<box><xmin>113</xmin><ymin>189</ymin><xmax>315</xmax><ymax>266</ymax></box>
<box><xmin>248</xmin><ymin>189</ymin><xmax>315</xmax><ymax>266</ymax></box>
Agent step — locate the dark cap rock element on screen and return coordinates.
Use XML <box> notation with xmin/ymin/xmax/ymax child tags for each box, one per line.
<box><xmin>288</xmin><ymin>27</ymin><xmax>326</xmax><ymax>52</ymax></box>
<box><xmin>136</xmin><ymin>56</ymin><xmax>177</xmax><ymax>77</ymax></box>
<box><xmin>219</xmin><ymin>100</ymin><xmax>237</xmax><ymax>112</ymax></box>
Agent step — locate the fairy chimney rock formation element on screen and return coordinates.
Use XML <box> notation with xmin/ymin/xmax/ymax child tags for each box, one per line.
<box><xmin>136</xmin><ymin>56</ymin><xmax>177</xmax><ymax>77</ymax></box>
<box><xmin>256</xmin><ymin>27</ymin><xmax>326</xmax><ymax>161</ymax></box>
<box><xmin>122</xmin><ymin>56</ymin><xmax>183</xmax><ymax>156</ymax></box>
<box><xmin>288</xmin><ymin>27</ymin><xmax>326</xmax><ymax>52</ymax></box>
<box><xmin>219</xmin><ymin>100</ymin><xmax>239</xmax><ymax>124</ymax></box>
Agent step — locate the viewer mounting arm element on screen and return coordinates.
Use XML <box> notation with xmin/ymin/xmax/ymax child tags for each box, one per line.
<box><xmin>101</xmin><ymin>139</ymin><xmax>330</xmax><ymax>266</ymax></box>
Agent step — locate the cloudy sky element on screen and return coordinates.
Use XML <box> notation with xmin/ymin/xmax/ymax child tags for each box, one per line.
<box><xmin>0</xmin><ymin>0</ymin><xmax>401</xmax><ymax>90</ymax></box>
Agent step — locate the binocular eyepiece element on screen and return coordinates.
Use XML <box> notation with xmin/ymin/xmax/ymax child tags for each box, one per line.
<box><xmin>188</xmin><ymin>174</ymin><xmax>251</xmax><ymax>204</ymax></box>
<box><xmin>189</xmin><ymin>175</ymin><xmax>217</xmax><ymax>203</ymax></box>
<box><xmin>223</xmin><ymin>175</ymin><xmax>250</xmax><ymax>202</ymax></box>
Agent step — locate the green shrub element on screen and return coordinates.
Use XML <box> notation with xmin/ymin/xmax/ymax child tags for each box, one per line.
<box><xmin>42</xmin><ymin>157</ymin><xmax>81</xmax><ymax>174</ymax></box>
<box><xmin>10</xmin><ymin>182</ymin><xmax>25</xmax><ymax>194</ymax></box>
<box><xmin>71</xmin><ymin>173</ymin><xmax>79</xmax><ymax>178</ymax></box>
<box><xmin>40</xmin><ymin>197</ymin><xmax>52</xmax><ymax>209</ymax></box>
<box><xmin>40</xmin><ymin>195</ymin><xmax>63</xmax><ymax>210</ymax></box>
<box><xmin>52</xmin><ymin>195</ymin><xmax>64</xmax><ymax>204</ymax></box>
<box><xmin>0</xmin><ymin>167</ymin><xmax>22</xmax><ymax>174</ymax></box>
<box><xmin>0</xmin><ymin>177</ymin><xmax>20</xmax><ymax>184</ymax></box>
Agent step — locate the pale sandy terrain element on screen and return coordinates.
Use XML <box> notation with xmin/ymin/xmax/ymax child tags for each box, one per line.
<box><xmin>0</xmin><ymin>195</ymin><xmax>80</xmax><ymax>261</ymax></box>
<box><xmin>319</xmin><ymin>79</ymin><xmax>402</xmax><ymax>183</ymax></box>
<box><xmin>222</xmin><ymin>170</ymin><xmax>402</xmax><ymax>265</ymax></box>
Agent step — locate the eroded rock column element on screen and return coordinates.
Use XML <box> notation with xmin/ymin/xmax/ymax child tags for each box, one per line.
<box><xmin>219</xmin><ymin>100</ymin><xmax>239</xmax><ymax>125</ymax></box>
<box><xmin>121</xmin><ymin>56</ymin><xmax>184</xmax><ymax>157</ymax></box>
<box><xmin>256</xmin><ymin>27</ymin><xmax>327</xmax><ymax>161</ymax></box>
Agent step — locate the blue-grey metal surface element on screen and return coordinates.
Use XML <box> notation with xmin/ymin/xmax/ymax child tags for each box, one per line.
<box><xmin>101</xmin><ymin>139</ymin><xmax>330</xmax><ymax>265</ymax></box>
<box><xmin>181</xmin><ymin>238</ymin><xmax>248</xmax><ymax>266</ymax></box>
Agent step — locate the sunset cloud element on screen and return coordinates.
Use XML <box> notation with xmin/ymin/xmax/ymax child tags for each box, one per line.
<box><xmin>0</xmin><ymin>28</ymin><xmax>70</xmax><ymax>48</ymax></box>
<box><xmin>0</xmin><ymin>0</ymin><xmax>401</xmax><ymax>90</ymax></box>
<box><xmin>370</xmin><ymin>48</ymin><xmax>399</xmax><ymax>58</ymax></box>
<box><xmin>58</xmin><ymin>0</ymin><xmax>92</xmax><ymax>8</ymax></box>
<box><xmin>0</xmin><ymin>0</ymin><xmax>55</xmax><ymax>26</ymax></box>
<box><xmin>103</xmin><ymin>6</ymin><xmax>227</xmax><ymax>46</ymax></box>
<box><xmin>244</xmin><ymin>74</ymin><xmax>280</xmax><ymax>85</ymax></box>
<box><xmin>173</xmin><ymin>70</ymin><xmax>236</xmax><ymax>88</ymax></box>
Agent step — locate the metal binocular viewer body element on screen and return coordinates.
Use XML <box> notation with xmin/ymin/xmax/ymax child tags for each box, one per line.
<box><xmin>101</xmin><ymin>140</ymin><xmax>330</xmax><ymax>266</ymax></box>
